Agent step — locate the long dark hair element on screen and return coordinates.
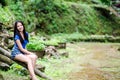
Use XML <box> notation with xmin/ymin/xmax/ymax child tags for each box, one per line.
<box><xmin>14</xmin><ymin>21</ymin><xmax>28</xmax><ymax>43</ymax></box>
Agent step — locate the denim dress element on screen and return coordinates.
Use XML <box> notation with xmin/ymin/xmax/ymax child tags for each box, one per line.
<box><xmin>11</xmin><ymin>33</ymin><xmax>28</xmax><ymax>59</ymax></box>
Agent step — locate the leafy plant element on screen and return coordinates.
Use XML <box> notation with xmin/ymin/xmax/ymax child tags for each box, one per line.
<box><xmin>100</xmin><ymin>0</ymin><xmax>110</xmax><ymax>5</ymax></box>
<box><xmin>10</xmin><ymin>63</ymin><xmax>28</xmax><ymax>76</ymax></box>
<box><xmin>0</xmin><ymin>6</ymin><xmax>15</xmax><ymax>27</ymax></box>
<box><xmin>43</xmin><ymin>39</ymin><xmax>59</xmax><ymax>46</ymax></box>
<box><xmin>27</xmin><ymin>41</ymin><xmax>45</xmax><ymax>51</ymax></box>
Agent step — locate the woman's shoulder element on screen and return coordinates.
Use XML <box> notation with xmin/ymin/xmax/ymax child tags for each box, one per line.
<box><xmin>15</xmin><ymin>34</ymin><xmax>19</xmax><ymax>37</ymax></box>
<box><xmin>25</xmin><ymin>31</ymin><xmax>28</xmax><ymax>34</ymax></box>
<box><xmin>26</xmin><ymin>32</ymin><xmax>29</xmax><ymax>36</ymax></box>
<box><xmin>14</xmin><ymin>34</ymin><xmax>20</xmax><ymax>40</ymax></box>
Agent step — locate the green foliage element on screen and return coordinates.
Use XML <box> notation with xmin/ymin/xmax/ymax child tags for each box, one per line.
<box><xmin>10</xmin><ymin>63</ymin><xmax>28</xmax><ymax>76</ymax></box>
<box><xmin>0</xmin><ymin>0</ymin><xmax>37</xmax><ymax>31</ymax></box>
<box><xmin>37</xmin><ymin>57</ymin><xmax>73</xmax><ymax>80</ymax></box>
<box><xmin>0</xmin><ymin>6</ymin><xmax>15</xmax><ymax>27</ymax></box>
<box><xmin>43</xmin><ymin>39</ymin><xmax>61</xmax><ymax>46</ymax></box>
<box><xmin>64</xmin><ymin>0</ymin><xmax>93</xmax><ymax>4</ymax></box>
<box><xmin>100</xmin><ymin>0</ymin><xmax>110</xmax><ymax>5</ymax></box>
<box><xmin>0</xmin><ymin>0</ymin><xmax>119</xmax><ymax>35</ymax></box>
<box><xmin>66</xmin><ymin>3</ymin><xmax>98</xmax><ymax>34</ymax></box>
<box><xmin>51</xmin><ymin>33</ymin><xmax>120</xmax><ymax>42</ymax></box>
<box><xmin>7</xmin><ymin>1</ymin><xmax>24</xmax><ymax>20</ymax></box>
<box><xmin>27</xmin><ymin>35</ymin><xmax>68</xmax><ymax>51</ymax></box>
<box><xmin>27</xmin><ymin>42</ymin><xmax>45</xmax><ymax>51</ymax></box>
<box><xmin>4</xmin><ymin>0</ymin><xmax>15</xmax><ymax>5</ymax></box>
<box><xmin>64</xmin><ymin>0</ymin><xmax>80</xmax><ymax>2</ymax></box>
<box><xmin>27</xmin><ymin>39</ymin><xmax>46</xmax><ymax>51</ymax></box>
<box><xmin>51</xmin><ymin>32</ymin><xmax>84</xmax><ymax>42</ymax></box>
<box><xmin>34</xmin><ymin>0</ymin><xmax>70</xmax><ymax>33</ymax></box>
<box><xmin>27</xmin><ymin>36</ymin><xmax>63</xmax><ymax>50</ymax></box>
<box><xmin>0</xmin><ymin>0</ymin><xmax>6</xmax><ymax>6</ymax></box>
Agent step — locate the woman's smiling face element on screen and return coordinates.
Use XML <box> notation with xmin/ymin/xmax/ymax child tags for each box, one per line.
<box><xmin>17</xmin><ymin>22</ymin><xmax>24</xmax><ymax>32</ymax></box>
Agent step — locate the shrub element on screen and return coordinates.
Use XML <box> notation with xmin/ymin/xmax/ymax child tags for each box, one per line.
<box><xmin>10</xmin><ymin>63</ymin><xmax>28</xmax><ymax>76</ymax></box>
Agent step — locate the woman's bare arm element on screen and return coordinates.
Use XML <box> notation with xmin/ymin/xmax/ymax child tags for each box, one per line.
<box><xmin>16</xmin><ymin>40</ymin><xmax>32</xmax><ymax>55</ymax></box>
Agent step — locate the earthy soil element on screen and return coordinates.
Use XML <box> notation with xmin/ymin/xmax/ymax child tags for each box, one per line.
<box><xmin>65</xmin><ymin>42</ymin><xmax>120</xmax><ymax>80</ymax></box>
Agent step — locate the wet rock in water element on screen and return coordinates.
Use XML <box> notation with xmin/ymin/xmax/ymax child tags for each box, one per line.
<box><xmin>0</xmin><ymin>74</ymin><xmax>4</xmax><ymax>80</ymax></box>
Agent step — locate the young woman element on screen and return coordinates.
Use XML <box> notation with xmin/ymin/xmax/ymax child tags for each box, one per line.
<box><xmin>11</xmin><ymin>21</ymin><xmax>38</xmax><ymax>80</ymax></box>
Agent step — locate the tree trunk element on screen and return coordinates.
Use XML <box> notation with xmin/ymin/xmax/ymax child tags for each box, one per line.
<box><xmin>0</xmin><ymin>54</ymin><xmax>13</xmax><ymax>65</ymax></box>
<box><xmin>0</xmin><ymin>47</ymin><xmax>53</xmax><ymax>80</ymax></box>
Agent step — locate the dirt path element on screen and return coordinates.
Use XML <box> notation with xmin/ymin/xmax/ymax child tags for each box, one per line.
<box><xmin>65</xmin><ymin>42</ymin><xmax>120</xmax><ymax>80</ymax></box>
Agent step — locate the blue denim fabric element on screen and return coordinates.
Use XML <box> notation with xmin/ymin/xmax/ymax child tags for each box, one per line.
<box><xmin>14</xmin><ymin>34</ymin><xmax>28</xmax><ymax>49</ymax></box>
<box><xmin>11</xmin><ymin>48</ymin><xmax>24</xmax><ymax>59</ymax></box>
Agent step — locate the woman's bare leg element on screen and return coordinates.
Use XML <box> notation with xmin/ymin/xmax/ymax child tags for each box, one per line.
<box><xmin>26</xmin><ymin>54</ymin><xmax>38</xmax><ymax>69</ymax></box>
<box><xmin>14</xmin><ymin>54</ymin><xmax>38</xmax><ymax>80</ymax></box>
<box><xmin>26</xmin><ymin>54</ymin><xmax>38</xmax><ymax>79</ymax></box>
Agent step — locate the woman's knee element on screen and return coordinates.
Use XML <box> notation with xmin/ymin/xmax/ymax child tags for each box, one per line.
<box><xmin>32</xmin><ymin>54</ymin><xmax>38</xmax><ymax>60</ymax></box>
<box><xmin>34</xmin><ymin>54</ymin><xmax>38</xmax><ymax>59</ymax></box>
<box><xmin>25</xmin><ymin>57</ymin><xmax>32</xmax><ymax>64</ymax></box>
<box><xmin>29</xmin><ymin>54</ymin><xmax>38</xmax><ymax>60</ymax></box>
